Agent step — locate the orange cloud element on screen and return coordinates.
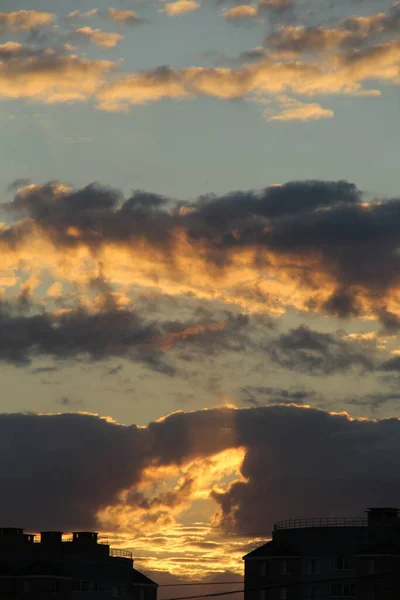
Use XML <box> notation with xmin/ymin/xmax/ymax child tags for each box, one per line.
<box><xmin>67</xmin><ymin>10</ymin><xmax>99</xmax><ymax>20</ymax></box>
<box><xmin>105</xmin><ymin>8</ymin><xmax>142</xmax><ymax>25</ymax></box>
<box><xmin>97</xmin><ymin>447</ymin><xmax>247</xmax><ymax>537</ymax></box>
<box><xmin>0</xmin><ymin>10</ymin><xmax>54</xmax><ymax>31</ymax></box>
<box><xmin>72</xmin><ymin>26</ymin><xmax>123</xmax><ymax>48</ymax></box>
<box><xmin>96</xmin><ymin>42</ymin><xmax>398</xmax><ymax>111</ymax></box>
<box><xmin>222</xmin><ymin>5</ymin><xmax>258</xmax><ymax>21</ymax></box>
<box><xmin>267</xmin><ymin>97</ymin><xmax>334</xmax><ymax>121</ymax></box>
<box><xmin>151</xmin><ymin>322</ymin><xmax>228</xmax><ymax>351</ymax></box>
<box><xmin>160</xmin><ymin>0</ymin><xmax>200</xmax><ymax>16</ymax></box>
<box><xmin>0</xmin><ymin>54</ymin><xmax>115</xmax><ymax>103</ymax></box>
<box><xmin>3</xmin><ymin>179</ymin><xmax>400</xmax><ymax>326</ymax></box>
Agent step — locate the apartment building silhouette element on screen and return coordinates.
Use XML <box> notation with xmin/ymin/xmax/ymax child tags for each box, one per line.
<box><xmin>0</xmin><ymin>527</ymin><xmax>158</xmax><ymax>599</ymax></box>
<box><xmin>243</xmin><ymin>507</ymin><xmax>400</xmax><ymax>600</ymax></box>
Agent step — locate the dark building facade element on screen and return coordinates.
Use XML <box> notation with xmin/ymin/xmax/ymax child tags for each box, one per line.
<box><xmin>243</xmin><ymin>508</ymin><xmax>400</xmax><ymax>600</ymax></box>
<box><xmin>0</xmin><ymin>527</ymin><xmax>158</xmax><ymax>600</ymax></box>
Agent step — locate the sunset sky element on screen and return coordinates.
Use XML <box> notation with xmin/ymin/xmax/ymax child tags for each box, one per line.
<box><xmin>1</xmin><ymin>0</ymin><xmax>400</xmax><ymax>590</ymax></box>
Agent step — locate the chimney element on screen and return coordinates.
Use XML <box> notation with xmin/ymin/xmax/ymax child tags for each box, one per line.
<box><xmin>72</xmin><ymin>531</ymin><xmax>98</xmax><ymax>545</ymax></box>
<box><xmin>367</xmin><ymin>507</ymin><xmax>400</xmax><ymax>529</ymax></box>
<box><xmin>40</xmin><ymin>531</ymin><xmax>62</xmax><ymax>545</ymax></box>
<box><xmin>0</xmin><ymin>528</ymin><xmax>24</xmax><ymax>537</ymax></box>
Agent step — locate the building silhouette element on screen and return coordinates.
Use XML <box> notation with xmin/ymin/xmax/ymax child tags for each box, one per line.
<box><xmin>0</xmin><ymin>527</ymin><xmax>158</xmax><ymax>599</ymax></box>
<box><xmin>243</xmin><ymin>507</ymin><xmax>400</xmax><ymax>600</ymax></box>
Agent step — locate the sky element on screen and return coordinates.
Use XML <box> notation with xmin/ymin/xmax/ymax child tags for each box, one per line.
<box><xmin>1</xmin><ymin>0</ymin><xmax>400</xmax><ymax>589</ymax></box>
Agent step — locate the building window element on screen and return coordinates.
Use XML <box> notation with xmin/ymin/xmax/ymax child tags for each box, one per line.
<box><xmin>260</xmin><ymin>561</ymin><xmax>269</xmax><ymax>576</ymax></box>
<box><xmin>331</xmin><ymin>556</ymin><xmax>355</xmax><ymax>570</ymax></box>
<box><xmin>280</xmin><ymin>559</ymin><xmax>289</xmax><ymax>575</ymax></box>
<box><xmin>367</xmin><ymin>592</ymin><xmax>375</xmax><ymax>600</ymax></box>
<box><xmin>140</xmin><ymin>587</ymin><xmax>145</xmax><ymax>600</ymax></box>
<box><xmin>279</xmin><ymin>589</ymin><xmax>287</xmax><ymax>600</ymax></box>
<box><xmin>330</xmin><ymin>582</ymin><xmax>355</xmax><ymax>597</ymax></box>
<box><xmin>368</xmin><ymin>559</ymin><xmax>375</xmax><ymax>574</ymax></box>
<box><xmin>260</xmin><ymin>590</ymin><xmax>267</xmax><ymax>600</ymax></box>
<box><xmin>112</xmin><ymin>585</ymin><xmax>123</xmax><ymax>598</ymax></box>
<box><xmin>23</xmin><ymin>581</ymin><xmax>30</xmax><ymax>593</ymax></box>
<box><xmin>53</xmin><ymin>581</ymin><xmax>61</xmax><ymax>593</ymax></box>
<box><xmin>307</xmin><ymin>559</ymin><xmax>320</xmax><ymax>574</ymax></box>
<box><xmin>309</xmin><ymin>586</ymin><xmax>317</xmax><ymax>599</ymax></box>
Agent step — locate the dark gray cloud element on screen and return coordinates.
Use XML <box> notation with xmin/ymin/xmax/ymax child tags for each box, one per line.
<box><xmin>0</xmin><ymin>296</ymin><xmax>253</xmax><ymax>373</ymax></box>
<box><xmin>6</xmin><ymin>178</ymin><xmax>31</xmax><ymax>192</ymax></box>
<box><xmin>345</xmin><ymin>392</ymin><xmax>400</xmax><ymax>412</ymax></box>
<box><xmin>241</xmin><ymin>385</ymin><xmax>317</xmax><ymax>406</ymax></box>
<box><xmin>210</xmin><ymin>405</ymin><xmax>400</xmax><ymax>534</ymax></box>
<box><xmin>268</xmin><ymin>325</ymin><xmax>374</xmax><ymax>375</ymax></box>
<box><xmin>3</xmin><ymin>406</ymin><xmax>399</xmax><ymax>534</ymax></box>
<box><xmin>380</xmin><ymin>356</ymin><xmax>400</xmax><ymax>371</ymax></box>
<box><xmin>0</xmin><ymin>412</ymin><xmax>142</xmax><ymax>531</ymax></box>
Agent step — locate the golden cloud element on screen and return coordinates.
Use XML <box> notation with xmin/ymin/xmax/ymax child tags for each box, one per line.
<box><xmin>0</xmin><ymin>54</ymin><xmax>115</xmax><ymax>103</ymax></box>
<box><xmin>0</xmin><ymin>10</ymin><xmax>54</xmax><ymax>31</ymax></box>
<box><xmin>96</xmin><ymin>39</ymin><xmax>400</xmax><ymax>111</ymax></box>
<box><xmin>72</xmin><ymin>26</ymin><xmax>123</xmax><ymax>48</ymax></box>
<box><xmin>222</xmin><ymin>5</ymin><xmax>258</xmax><ymax>20</ymax></box>
<box><xmin>105</xmin><ymin>8</ymin><xmax>142</xmax><ymax>25</ymax></box>
<box><xmin>160</xmin><ymin>0</ymin><xmax>200</xmax><ymax>16</ymax></box>
<box><xmin>97</xmin><ymin>447</ymin><xmax>247</xmax><ymax>536</ymax></box>
<box><xmin>267</xmin><ymin>97</ymin><xmax>334</xmax><ymax>121</ymax></box>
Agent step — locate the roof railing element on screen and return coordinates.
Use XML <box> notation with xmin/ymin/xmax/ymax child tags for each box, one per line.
<box><xmin>110</xmin><ymin>548</ymin><xmax>133</xmax><ymax>559</ymax></box>
<box><xmin>274</xmin><ymin>517</ymin><xmax>368</xmax><ymax>531</ymax></box>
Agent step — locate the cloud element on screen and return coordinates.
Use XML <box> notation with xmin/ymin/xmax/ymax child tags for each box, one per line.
<box><xmin>259</xmin><ymin>0</ymin><xmax>292</xmax><ymax>8</ymax></box>
<box><xmin>264</xmin><ymin>6</ymin><xmax>400</xmax><ymax>56</ymax></box>
<box><xmin>0</xmin><ymin>43</ymin><xmax>26</xmax><ymax>59</ymax></box>
<box><xmin>267</xmin><ymin>98</ymin><xmax>334</xmax><ymax>121</ymax></box>
<box><xmin>4</xmin><ymin>405</ymin><xmax>400</xmax><ymax>539</ymax></box>
<box><xmin>0</xmin><ymin>412</ymin><xmax>143</xmax><ymax>531</ymax></box>
<box><xmin>0</xmin><ymin>278</ymin><xmax>251</xmax><ymax>370</ymax></box>
<box><xmin>221</xmin><ymin>0</ymin><xmax>291</xmax><ymax>23</ymax></box>
<box><xmin>104</xmin><ymin>8</ymin><xmax>143</xmax><ymax>25</ymax></box>
<box><xmin>69</xmin><ymin>27</ymin><xmax>123</xmax><ymax>49</ymax></box>
<box><xmin>160</xmin><ymin>0</ymin><xmax>200</xmax><ymax>16</ymax></box>
<box><xmin>6</xmin><ymin>178</ymin><xmax>31</xmax><ymax>192</ymax></box>
<box><xmin>345</xmin><ymin>392</ymin><xmax>400</xmax><ymax>413</ymax></box>
<box><xmin>0</xmin><ymin>10</ymin><xmax>54</xmax><ymax>32</ymax></box>
<box><xmin>95</xmin><ymin>37</ymin><xmax>398</xmax><ymax>111</ymax></box>
<box><xmin>7</xmin><ymin>178</ymin><xmax>400</xmax><ymax>328</ymax></box>
<box><xmin>211</xmin><ymin>405</ymin><xmax>400</xmax><ymax>534</ymax></box>
<box><xmin>4</xmin><ymin>178</ymin><xmax>400</xmax><ymax>323</ymax></box>
<box><xmin>268</xmin><ymin>325</ymin><xmax>374</xmax><ymax>375</ymax></box>
<box><xmin>0</xmin><ymin>9</ymin><xmax>398</xmax><ymax>115</ymax></box>
<box><xmin>67</xmin><ymin>10</ymin><xmax>99</xmax><ymax>21</ymax></box>
<box><xmin>241</xmin><ymin>386</ymin><xmax>317</xmax><ymax>406</ymax></box>
<box><xmin>222</xmin><ymin>5</ymin><xmax>258</xmax><ymax>21</ymax></box>
<box><xmin>380</xmin><ymin>356</ymin><xmax>400</xmax><ymax>371</ymax></box>
<box><xmin>0</xmin><ymin>52</ymin><xmax>115</xmax><ymax>103</ymax></box>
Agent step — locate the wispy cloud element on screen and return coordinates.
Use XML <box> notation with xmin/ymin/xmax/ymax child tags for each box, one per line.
<box><xmin>69</xmin><ymin>26</ymin><xmax>123</xmax><ymax>49</ymax></box>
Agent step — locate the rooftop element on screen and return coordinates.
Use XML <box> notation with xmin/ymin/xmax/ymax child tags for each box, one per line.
<box><xmin>0</xmin><ymin>528</ymin><xmax>133</xmax><ymax>560</ymax></box>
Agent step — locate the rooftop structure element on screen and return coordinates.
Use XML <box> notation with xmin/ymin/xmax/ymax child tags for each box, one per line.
<box><xmin>243</xmin><ymin>507</ymin><xmax>400</xmax><ymax>600</ymax></box>
<box><xmin>0</xmin><ymin>526</ymin><xmax>157</xmax><ymax>599</ymax></box>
